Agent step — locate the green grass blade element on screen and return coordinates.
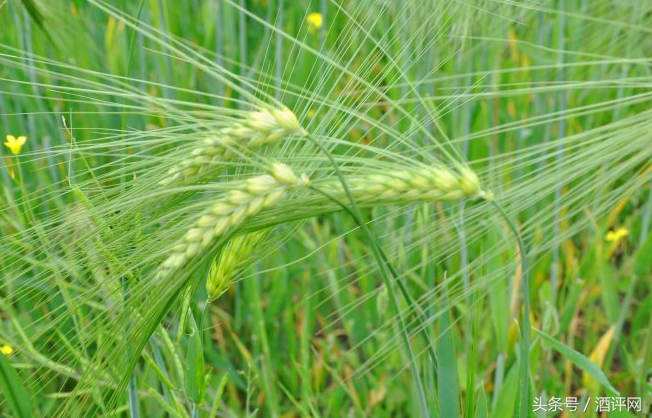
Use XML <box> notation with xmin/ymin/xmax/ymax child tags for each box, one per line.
<box><xmin>474</xmin><ymin>384</ymin><xmax>488</xmax><ymax>418</ymax></box>
<box><xmin>438</xmin><ymin>291</ymin><xmax>460</xmax><ymax>418</ymax></box>
<box><xmin>490</xmin><ymin>363</ymin><xmax>519</xmax><ymax>418</ymax></box>
<box><xmin>185</xmin><ymin>311</ymin><xmax>206</xmax><ymax>406</ymax></box>
<box><xmin>535</xmin><ymin>328</ymin><xmax>619</xmax><ymax>395</ymax></box>
<box><xmin>0</xmin><ymin>352</ymin><xmax>34</xmax><ymax>418</ymax></box>
<box><xmin>633</xmin><ymin>230</ymin><xmax>652</xmax><ymax>275</ymax></box>
<box><xmin>127</xmin><ymin>372</ymin><xmax>140</xmax><ymax>418</ymax></box>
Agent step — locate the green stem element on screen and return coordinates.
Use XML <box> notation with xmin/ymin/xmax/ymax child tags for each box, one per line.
<box><xmin>304</xmin><ymin>146</ymin><xmax>438</xmax><ymax>370</ymax></box>
<box><xmin>306</xmin><ymin>135</ymin><xmax>431</xmax><ymax>418</ymax></box>
<box><xmin>490</xmin><ymin>200</ymin><xmax>530</xmax><ymax>418</ymax></box>
<box><xmin>120</xmin><ymin>0</ymin><xmax>146</xmax><ymax>186</ymax></box>
<box><xmin>127</xmin><ymin>372</ymin><xmax>140</xmax><ymax>418</ymax></box>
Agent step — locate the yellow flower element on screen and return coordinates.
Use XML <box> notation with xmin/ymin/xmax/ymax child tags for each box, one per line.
<box><xmin>1</xmin><ymin>344</ymin><xmax>14</xmax><ymax>355</ymax></box>
<box><xmin>605</xmin><ymin>227</ymin><xmax>629</xmax><ymax>243</ymax></box>
<box><xmin>4</xmin><ymin>134</ymin><xmax>27</xmax><ymax>155</ymax></box>
<box><xmin>306</xmin><ymin>12</ymin><xmax>323</xmax><ymax>34</ymax></box>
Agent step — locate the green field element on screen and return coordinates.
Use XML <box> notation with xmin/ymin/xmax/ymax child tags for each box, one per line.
<box><xmin>1</xmin><ymin>1</ymin><xmax>651</xmax><ymax>417</ymax></box>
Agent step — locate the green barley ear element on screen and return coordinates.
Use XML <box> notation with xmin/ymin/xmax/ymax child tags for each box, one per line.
<box><xmin>206</xmin><ymin>231</ymin><xmax>267</xmax><ymax>302</ymax></box>
<box><xmin>243</xmin><ymin>106</ymin><xmax>307</xmax><ymax>139</ymax></box>
<box><xmin>160</xmin><ymin>107</ymin><xmax>306</xmax><ymax>185</ymax></box>
<box><xmin>205</xmin><ymin>258</ymin><xmax>232</xmax><ymax>302</ymax></box>
<box><xmin>329</xmin><ymin>164</ymin><xmax>488</xmax><ymax>205</ymax></box>
<box><xmin>158</xmin><ymin>163</ymin><xmax>308</xmax><ymax>280</ymax></box>
<box><xmin>458</xmin><ymin>167</ymin><xmax>484</xmax><ymax>198</ymax></box>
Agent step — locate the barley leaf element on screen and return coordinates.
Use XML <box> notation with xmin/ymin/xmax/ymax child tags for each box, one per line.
<box><xmin>185</xmin><ymin>312</ymin><xmax>206</xmax><ymax>405</ymax></box>
<box><xmin>535</xmin><ymin>328</ymin><xmax>619</xmax><ymax>395</ymax></box>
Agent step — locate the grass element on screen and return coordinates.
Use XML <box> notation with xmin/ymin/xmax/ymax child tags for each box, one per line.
<box><xmin>1</xmin><ymin>0</ymin><xmax>652</xmax><ymax>417</ymax></box>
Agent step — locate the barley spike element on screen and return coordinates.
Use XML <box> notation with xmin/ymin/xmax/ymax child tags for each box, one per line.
<box><xmin>157</xmin><ymin>163</ymin><xmax>308</xmax><ymax>280</ymax></box>
<box><xmin>160</xmin><ymin>107</ymin><xmax>306</xmax><ymax>185</ymax></box>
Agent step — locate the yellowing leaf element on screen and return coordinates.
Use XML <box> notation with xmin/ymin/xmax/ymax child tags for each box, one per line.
<box><xmin>582</xmin><ymin>325</ymin><xmax>616</xmax><ymax>393</ymax></box>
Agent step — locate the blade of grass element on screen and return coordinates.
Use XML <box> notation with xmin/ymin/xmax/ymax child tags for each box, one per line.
<box><xmin>0</xmin><ymin>351</ymin><xmax>34</xmax><ymax>418</ymax></box>
<box><xmin>438</xmin><ymin>286</ymin><xmax>460</xmax><ymax>418</ymax></box>
<box><xmin>534</xmin><ymin>328</ymin><xmax>619</xmax><ymax>395</ymax></box>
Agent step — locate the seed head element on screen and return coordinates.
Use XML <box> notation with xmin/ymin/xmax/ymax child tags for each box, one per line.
<box><xmin>206</xmin><ymin>257</ymin><xmax>233</xmax><ymax>302</ymax></box>
<box><xmin>332</xmin><ymin>165</ymin><xmax>487</xmax><ymax>204</ymax></box>
<box><xmin>458</xmin><ymin>167</ymin><xmax>482</xmax><ymax>197</ymax></box>
<box><xmin>270</xmin><ymin>162</ymin><xmax>299</xmax><ymax>185</ymax></box>
<box><xmin>161</xmin><ymin>106</ymin><xmax>306</xmax><ymax>185</ymax></box>
<box><xmin>206</xmin><ymin>232</ymin><xmax>266</xmax><ymax>302</ymax></box>
<box><xmin>271</xmin><ymin>107</ymin><xmax>305</xmax><ymax>135</ymax></box>
<box><xmin>157</xmin><ymin>165</ymin><xmax>308</xmax><ymax>280</ymax></box>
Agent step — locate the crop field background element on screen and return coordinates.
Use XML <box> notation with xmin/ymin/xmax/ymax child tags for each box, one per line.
<box><xmin>0</xmin><ymin>0</ymin><xmax>651</xmax><ymax>417</ymax></box>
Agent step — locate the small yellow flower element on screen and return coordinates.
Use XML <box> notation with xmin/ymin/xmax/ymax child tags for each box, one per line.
<box><xmin>4</xmin><ymin>134</ymin><xmax>27</xmax><ymax>155</ymax></box>
<box><xmin>1</xmin><ymin>344</ymin><xmax>14</xmax><ymax>355</ymax></box>
<box><xmin>605</xmin><ymin>227</ymin><xmax>629</xmax><ymax>243</ymax></box>
<box><xmin>306</xmin><ymin>12</ymin><xmax>323</xmax><ymax>34</ymax></box>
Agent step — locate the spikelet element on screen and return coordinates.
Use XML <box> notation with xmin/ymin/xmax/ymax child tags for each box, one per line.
<box><xmin>160</xmin><ymin>107</ymin><xmax>306</xmax><ymax>185</ymax></box>
<box><xmin>330</xmin><ymin>165</ymin><xmax>488</xmax><ymax>203</ymax></box>
<box><xmin>205</xmin><ymin>231</ymin><xmax>267</xmax><ymax>302</ymax></box>
<box><xmin>157</xmin><ymin>164</ymin><xmax>309</xmax><ymax>280</ymax></box>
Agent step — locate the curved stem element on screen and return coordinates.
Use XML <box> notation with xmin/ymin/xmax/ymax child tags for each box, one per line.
<box><xmin>305</xmin><ymin>135</ymin><xmax>431</xmax><ymax>418</ymax></box>
<box><xmin>490</xmin><ymin>200</ymin><xmax>530</xmax><ymax>418</ymax></box>
<box><xmin>309</xmin><ymin>184</ymin><xmax>438</xmax><ymax>363</ymax></box>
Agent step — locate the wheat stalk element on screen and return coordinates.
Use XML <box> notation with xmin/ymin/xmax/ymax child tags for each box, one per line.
<box><xmin>157</xmin><ymin>163</ymin><xmax>309</xmax><ymax>279</ymax></box>
<box><xmin>160</xmin><ymin>107</ymin><xmax>306</xmax><ymax>185</ymax></box>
